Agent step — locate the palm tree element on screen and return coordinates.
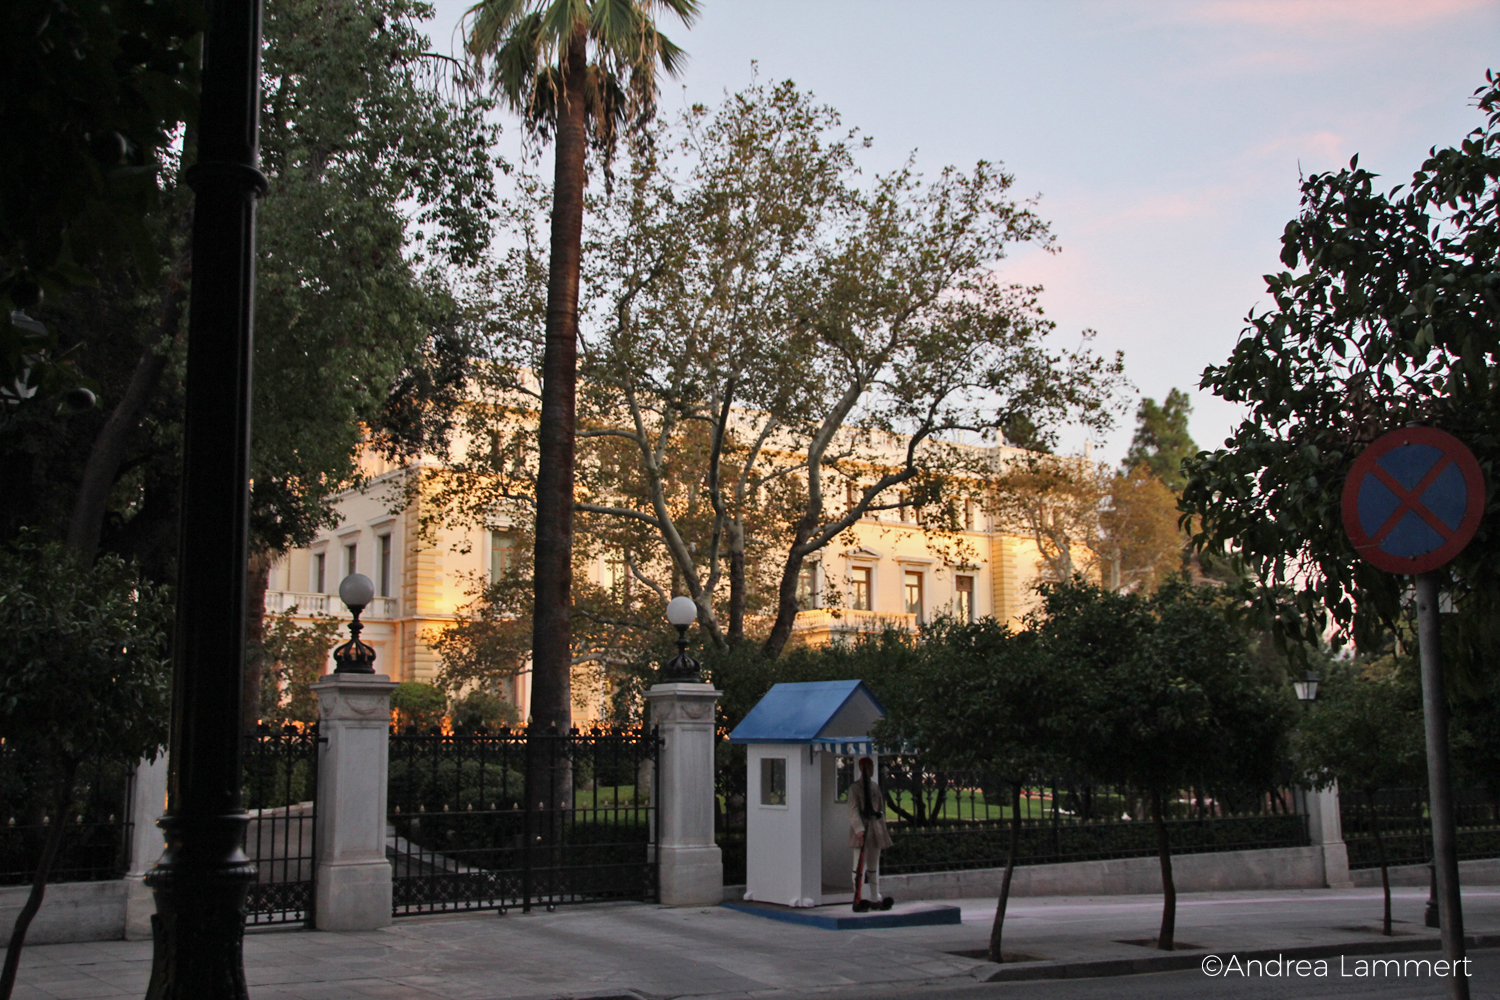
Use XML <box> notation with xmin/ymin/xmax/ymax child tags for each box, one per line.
<box><xmin>463</xmin><ymin>0</ymin><xmax>697</xmax><ymax>731</ymax></box>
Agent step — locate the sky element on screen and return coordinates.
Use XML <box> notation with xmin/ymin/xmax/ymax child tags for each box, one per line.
<box><xmin>422</xmin><ymin>0</ymin><xmax>1500</xmax><ymax>465</ymax></box>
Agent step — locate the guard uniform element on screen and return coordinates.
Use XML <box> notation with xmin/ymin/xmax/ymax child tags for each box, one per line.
<box><xmin>847</xmin><ymin>772</ymin><xmax>894</xmax><ymax>904</ymax></box>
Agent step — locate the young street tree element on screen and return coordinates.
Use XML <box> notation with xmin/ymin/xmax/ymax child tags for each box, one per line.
<box><xmin>462</xmin><ymin>0</ymin><xmax>698</xmax><ymax>731</ymax></box>
<box><xmin>879</xmin><ymin>619</ymin><xmax>1061</xmax><ymax>964</ymax></box>
<box><xmin>1040</xmin><ymin>579</ymin><xmax>1294</xmax><ymax>950</ymax></box>
<box><xmin>0</xmin><ymin>539</ymin><xmax>172</xmax><ymax>999</ymax></box>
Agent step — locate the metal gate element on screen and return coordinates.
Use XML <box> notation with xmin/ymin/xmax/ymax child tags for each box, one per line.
<box><xmin>242</xmin><ymin>723</ymin><xmax>320</xmax><ymax>925</ymax></box>
<box><xmin>388</xmin><ymin>726</ymin><xmax>660</xmax><ymax>916</ymax></box>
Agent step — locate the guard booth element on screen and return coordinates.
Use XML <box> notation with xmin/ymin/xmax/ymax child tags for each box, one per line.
<box><xmin>728</xmin><ymin>680</ymin><xmax>885</xmax><ymax>908</ymax></box>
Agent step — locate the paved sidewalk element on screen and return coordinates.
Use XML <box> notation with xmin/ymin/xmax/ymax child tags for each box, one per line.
<box><xmin>9</xmin><ymin>886</ymin><xmax>1499</xmax><ymax>1000</ymax></box>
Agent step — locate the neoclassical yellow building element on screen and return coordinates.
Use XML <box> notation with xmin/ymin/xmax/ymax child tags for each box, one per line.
<box><xmin>266</xmin><ymin>443</ymin><xmax>1053</xmax><ymax>721</ymax></box>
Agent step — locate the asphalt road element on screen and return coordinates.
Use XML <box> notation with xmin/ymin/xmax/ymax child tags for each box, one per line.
<box><xmin>784</xmin><ymin>947</ymin><xmax>1500</xmax><ymax>1000</ymax></box>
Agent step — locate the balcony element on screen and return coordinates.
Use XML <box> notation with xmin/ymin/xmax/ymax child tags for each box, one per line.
<box><xmin>263</xmin><ymin>591</ymin><xmax>400</xmax><ymax>619</ymax></box>
<box><xmin>790</xmin><ymin>608</ymin><xmax>918</xmax><ymax>637</ymax></box>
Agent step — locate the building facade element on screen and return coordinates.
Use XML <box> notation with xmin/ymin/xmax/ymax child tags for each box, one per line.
<box><xmin>266</xmin><ymin>446</ymin><xmax>1053</xmax><ymax>722</ymax></box>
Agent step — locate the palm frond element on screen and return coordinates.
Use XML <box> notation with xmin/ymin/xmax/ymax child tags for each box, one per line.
<box><xmin>463</xmin><ymin>0</ymin><xmax>531</xmax><ymax>59</ymax></box>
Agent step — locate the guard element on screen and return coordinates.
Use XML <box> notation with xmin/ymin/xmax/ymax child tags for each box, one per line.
<box><xmin>849</xmin><ymin>757</ymin><xmax>895</xmax><ymax>912</ymax></box>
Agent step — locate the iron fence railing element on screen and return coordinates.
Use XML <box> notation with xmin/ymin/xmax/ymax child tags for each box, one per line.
<box><xmin>1340</xmin><ymin>786</ymin><xmax>1500</xmax><ymax>869</ymax></box>
<box><xmin>0</xmin><ymin>747</ymin><xmax>132</xmax><ymax>886</ymax></box>
<box><xmin>242</xmin><ymin>723</ymin><xmax>320</xmax><ymax>925</ymax></box>
<box><xmin>388</xmin><ymin>726</ymin><xmax>660</xmax><ymax>917</ymax></box>
<box><xmin>872</xmin><ymin>758</ymin><xmax>1308</xmax><ymax>874</ymax></box>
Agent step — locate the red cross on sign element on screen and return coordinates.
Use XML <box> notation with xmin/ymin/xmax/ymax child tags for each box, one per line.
<box><xmin>1341</xmin><ymin>426</ymin><xmax>1486</xmax><ymax>575</ymax></box>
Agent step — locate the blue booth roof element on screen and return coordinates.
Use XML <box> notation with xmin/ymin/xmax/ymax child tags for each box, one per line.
<box><xmin>728</xmin><ymin>680</ymin><xmax>886</xmax><ymax>745</ymax></box>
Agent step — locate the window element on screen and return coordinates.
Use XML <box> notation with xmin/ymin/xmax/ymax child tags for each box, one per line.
<box><xmin>378</xmin><ymin>535</ymin><xmax>392</xmax><ymax>597</ymax></box>
<box><xmin>605</xmin><ymin>551</ymin><xmax>632</xmax><ymax>598</ymax></box>
<box><xmin>345</xmin><ymin>543</ymin><xmax>357</xmax><ymax>579</ymax></box>
<box><xmin>846</xmin><ymin>481</ymin><xmax>859</xmax><ymax>513</ymax></box>
<box><xmin>760</xmin><ymin>757</ymin><xmax>786</xmax><ymax>806</ymax></box>
<box><xmin>797</xmin><ymin>565</ymin><xmax>818</xmax><ymax>609</ymax></box>
<box><xmin>964</xmin><ymin>499</ymin><xmax>975</xmax><ymax>531</ymax></box>
<box><xmin>898</xmin><ymin>491</ymin><xmax>910</xmax><ymax>523</ymax></box>
<box><xmin>491</xmin><ymin>532</ymin><xmax>519</xmax><ymax>584</ymax></box>
<box><xmin>313</xmin><ymin>552</ymin><xmax>326</xmax><ymax>593</ymax></box>
<box><xmin>904</xmin><ymin>571</ymin><xmax>924</xmax><ymax>621</ymax></box>
<box><xmin>850</xmin><ymin>567</ymin><xmax>871</xmax><ymax>611</ymax></box>
<box><xmin>956</xmin><ymin>575</ymin><xmax>974</xmax><ymax>623</ymax></box>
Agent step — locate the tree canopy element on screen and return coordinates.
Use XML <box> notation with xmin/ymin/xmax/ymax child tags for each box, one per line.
<box><xmin>1183</xmin><ymin>72</ymin><xmax>1500</xmax><ymax>676</ymax></box>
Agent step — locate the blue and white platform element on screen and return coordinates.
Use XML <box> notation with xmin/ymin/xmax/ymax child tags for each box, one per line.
<box><xmin>722</xmin><ymin>899</ymin><xmax>963</xmax><ymax>930</ymax></box>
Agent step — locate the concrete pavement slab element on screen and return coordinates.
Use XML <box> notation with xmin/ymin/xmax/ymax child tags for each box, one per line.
<box><xmin>0</xmin><ymin>887</ymin><xmax>1495</xmax><ymax>999</ymax></box>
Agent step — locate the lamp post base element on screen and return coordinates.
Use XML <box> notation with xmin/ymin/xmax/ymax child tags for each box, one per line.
<box><xmin>143</xmin><ymin>813</ymin><xmax>255</xmax><ymax>1000</ymax></box>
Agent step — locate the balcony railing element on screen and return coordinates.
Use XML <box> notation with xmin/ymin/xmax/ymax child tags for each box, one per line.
<box><xmin>264</xmin><ymin>591</ymin><xmax>400</xmax><ymax>619</ymax></box>
<box><xmin>791</xmin><ymin>608</ymin><xmax>918</xmax><ymax>633</ymax></box>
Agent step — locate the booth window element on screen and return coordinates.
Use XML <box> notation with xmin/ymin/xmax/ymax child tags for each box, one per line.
<box><xmin>760</xmin><ymin>757</ymin><xmax>786</xmax><ymax>806</ymax></box>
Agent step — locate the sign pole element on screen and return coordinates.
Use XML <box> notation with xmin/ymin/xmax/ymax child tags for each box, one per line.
<box><xmin>1414</xmin><ymin>572</ymin><xmax>1469</xmax><ymax>1000</ymax></box>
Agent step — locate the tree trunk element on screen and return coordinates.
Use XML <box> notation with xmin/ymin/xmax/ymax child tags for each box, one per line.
<box><xmin>1152</xmin><ymin>788</ymin><xmax>1176</xmax><ymax>950</ymax></box>
<box><xmin>988</xmin><ymin>781</ymin><xmax>1023</xmax><ymax>963</ymax></box>
<box><xmin>64</xmin><ymin>259</ymin><xmax>190</xmax><ymax>560</ymax></box>
<box><xmin>1367</xmin><ymin>789</ymin><xmax>1391</xmax><ymax>935</ymax></box>
<box><xmin>529</xmin><ymin>22</ymin><xmax>589</xmax><ymax>733</ymax></box>
<box><xmin>243</xmin><ymin>549</ymin><xmax>273</xmax><ymax>731</ymax></box>
<box><xmin>727</xmin><ymin>518</ymin><xmax>746</xmax><ymax>642</ymax></box>
<box><xmin>0</xmin><ymin>759</ymin><xmax>79</xmax><ymax>1000</ymax></box>
<box><xmin>761</xmin><ymin>518</ymin><xmax>816</xmax><ymax>659</ymax></box>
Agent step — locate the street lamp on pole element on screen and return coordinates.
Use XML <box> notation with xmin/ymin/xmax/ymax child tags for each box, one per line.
<box><xmin>662</xmin><ymin>597</ymin><xmax>701</xmax><ymax>682</ymax></box>
<box><xmin>333</xmin><ymin>573</ymin><xmax>377</xmax><ymax>673</ymax></box>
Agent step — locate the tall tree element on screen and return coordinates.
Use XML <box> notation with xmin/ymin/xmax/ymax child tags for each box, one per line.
<box><xmin>1182</xmin><ymin>72</ymin><xmax>1500</xmax><ymax>674</ymax></box>
<box><xmin>1123</xmin><ymin>388</ymin><xmax>1196</xmax><ymax>490</ymax></box>
<box><xmin>462</xmin><ymin>0</ymin><xmax>698</xmax><ymax>730</ymax></box>
<box><xmin>1</xmin><ymin>0</ymin><xmax>199</xmax><ymax>394</ymax></box>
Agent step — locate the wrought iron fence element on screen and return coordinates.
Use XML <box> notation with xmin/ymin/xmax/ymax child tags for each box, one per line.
<box><xmin>242</xmin><ymin>723</ymin><xmax>320</xmax><ymax>925</ymax></box>
<box><xmin>716</xmin><ymin>743</ymin><xmax>747</xmax><ymax>886</ymax></box>
<box><xmin>1340</xmin><ymin>786</ymin><xmax>1500</xmax><ymax>869</ymax></box>
<box><xmin>0</xmin><ymin>746</ymin><xmax>132</xmax><ymax>886</ymax></box>
<box><xmin>388</xmin><ymin>725</ymin><xmax>660</xmax><ymax>917</ymax></box>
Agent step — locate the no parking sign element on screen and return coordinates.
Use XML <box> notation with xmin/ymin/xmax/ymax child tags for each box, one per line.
<box><xmin>1340</xmin><ymin>425</ymin><xmax>1485</xmax><ymax>574</ymax></box>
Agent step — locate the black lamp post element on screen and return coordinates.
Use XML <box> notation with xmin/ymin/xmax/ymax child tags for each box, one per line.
<box><xmin>661</xmin><ymin>596</ymin><xmax>701</xmax><ymax>682</ymax></box>
<box><xmin>143</xmin><ymin>0</ymin><xmax>265</xmax><ymax>991</ymax></box>
<box><xmin>333</xmin><ymin>574</ymin><xmax>377</xmax><ymax>673</ymax></box>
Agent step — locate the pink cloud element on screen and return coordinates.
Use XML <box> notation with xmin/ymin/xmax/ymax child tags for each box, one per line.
<box><xmin>1186</xmin><ymin>0</ymin><xmax>1488</xmax><ymax>32</ymax></box>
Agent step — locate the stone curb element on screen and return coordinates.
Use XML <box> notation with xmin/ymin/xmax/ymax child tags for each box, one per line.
<box><xmin>969</xmin><ymin>934</ymin><xmax>1500</xmax><ymax>983</ymax></box>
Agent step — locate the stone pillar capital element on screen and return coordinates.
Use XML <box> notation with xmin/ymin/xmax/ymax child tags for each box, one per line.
<box><xmin>311</xmin><ymin>672</ymin><xmax>397</xmax><ymax>724</ymax></box>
